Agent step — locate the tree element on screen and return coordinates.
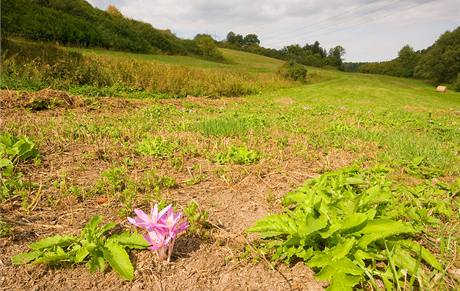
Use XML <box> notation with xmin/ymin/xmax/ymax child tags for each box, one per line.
<box><xmin>327</xmin><ymin>45</ymin><xmax>346</xmax><ymax>68</ymax></box>
<box><xmin>396</xmin><ymin>45</ymin><xmax>419</xmax><ymax>77</ymax></box>
<box><xmin>415</xmin><ymin>26</ymin><xmax>460</xmax><ymax>84</ymax></box>
<box><xmin>106</xmin><ymin>5</ymin><xmax>123</xmax><ymax>17</ymax></box>
<box><xmin>243</xmin><ymin>34</ymin><xmax>260</xmax><ymax>46</ymax></box>
<box><xmin>226</xmin><ymin>31</ymin><xmax>244</xmax><ymax>46</ymax></box>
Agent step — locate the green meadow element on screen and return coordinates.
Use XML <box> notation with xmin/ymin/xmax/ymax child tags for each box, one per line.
<box><xmin>1</xmin><ymin>42</ymin><xmax>459</xmax><ymax>290</ymax></box>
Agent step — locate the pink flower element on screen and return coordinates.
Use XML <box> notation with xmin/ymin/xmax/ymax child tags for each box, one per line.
<box><xmin>127</xmin><ymin>204</ymin><xmax>171</xmax><ymax>231</ymax></box>
<box><xmin>128</xmin><ymin>204</ymin><xmax>188</xmax><ymax>261</ymax></box>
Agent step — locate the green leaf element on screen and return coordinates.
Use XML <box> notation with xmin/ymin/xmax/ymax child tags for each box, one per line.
<box><xmin>340</xmin><ymin>213</ymin><xmax>369</xmax><ymax>233</ymax></box>
<box><xmin>327</xmin><ymin>272</ymin><xmax>362</xmax><ymax>291</ymax></box>
<box><xmin>315</xmin><ymin>257</ymin><xmax>363</xmax><ymax>280</ymax></box>
<box><xmin>297</xmin><ymin>213</ymin><xmax>328</xmax><ymax>238</ymax></box>
<box><xmin>247</xmin><ymin>214</ymin><xmax>296</xmax><ymax>238</ymax></box>
<box><xmin>0</xmin><ymin>158</ymin><xmax>12</xmax><ymax>169</ymax></box>
<box><xmin>87</xmin><ymin>254</ymin><xmax>106</xmax><ymax>272</ymax></box>
<box><xmin>329</xmin><ymin>238</ymin><xmax>356</xmax><ymax>260</ymax></box>
<box><xmin>75</xmin><ymin>246</ymin><xmax>90</xmax><ymax>263</ymax></box>
<box><xmin>357</xmin><ymin>219</ymin><xmax>415</xmax><ymax>248</ymax></box>
<box><xmin>29</xmin><ymin>235</ymin><xmax>77</xmax><ymax>250</ymax></box>
<box><xmin>11</xmin><ymin>250</ymin><xmax>42</xmax><ymax>265</ymax></box>
<box><xmin>35</xmin><ymin>247</ymin><xmax>71</xmax><ymax>264</ymax></box>
<box><xmin>83</xmin><ymin>215</ymin><xmax>103</xmax><ymax>234</ymax></box>
<box><xmin>108</xmin><ymin>231</ymin><xmax>149</xmax><ymax>249</ymax></box>
<box><xmin>345</xmin><ymin>177</ymin><xmax>364</xmax><ymax>185</ymax></box>
<box><xmin>399</xmin><ymin>240</ymin><xmax>443</xmax><ymax>271</ymax></box>
<box><xmin>103</xmin><ymin>241</ymin><xmax>134</xmax><ymax>281</ymax></box>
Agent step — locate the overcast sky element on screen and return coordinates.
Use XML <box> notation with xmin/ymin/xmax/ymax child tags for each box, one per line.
<box><xmin>87</xmin><ymin>0</ymin><xmax>459</xmax><ymax>62</ymax></box>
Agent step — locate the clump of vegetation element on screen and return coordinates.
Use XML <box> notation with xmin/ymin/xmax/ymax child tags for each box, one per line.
<box><xmin>184</xmin><ymin>200</ymin><xmax>211</xmax><ymax>236</ymax></box>
<box><xmin>0</xmin><ymin>220</ymin><xmax>12</xmax><ymax>237</ymax></box>
<box><xmin>12</xmin><ymin>216</ymin><xmax>148</xmax><ymax>281</ymax></box>
<box><xmin>193</xmin><ymin>115</ymin><xmax>267</xmax><ymax>137</ymax></box>
<box><xmin>215</xmin><ymin>146</ymin><xmax>260</xmax><ymax>165</ymax></box>
<box><xmin>277</xmin><ymin>61</ymin><xmax>307</xmax><ymax>82</ymax></box>
<box><xmin>248</xmin><ymin>167</ymin><xmax>458</xmax><ymax>290</ymax></box>
<box><xmin>0</xmin><ymin>133</ymin><xmax>40</xmax><ymax>201</ymax></box>
<box><xmin>136</xmin><ymin>137</ymin><xmax>177</xmax><ymax>158</ymax></box>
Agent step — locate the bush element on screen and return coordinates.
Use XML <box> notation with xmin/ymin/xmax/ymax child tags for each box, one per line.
<box><xmin>277</xmin><ymin>61</ymin><xmax>307</xmax><ymax>82</ymax></box>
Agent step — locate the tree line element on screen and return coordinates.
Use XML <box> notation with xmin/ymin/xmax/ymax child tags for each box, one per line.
<box><xmin>1</xmin><ymin>0</ymin><xmax>224</xmax><ymax>60</ymax></box>
<box><xmin>220</xmin><ymin>32</ymin><xmax>346</xmax><ymax>69</ymax></box>
<box><xmin>345</xmin><ymin>26</ymin><xmax>460</xmax><ymax>89</ymax></box>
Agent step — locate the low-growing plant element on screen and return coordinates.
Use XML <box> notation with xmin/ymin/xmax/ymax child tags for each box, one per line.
<box><xmin>184</xmin><ymin>200</ymin><xmax>210</xmax><ymax>236</ymax></box>
<box><xmin>136</xmin><ymin>137</ymin><xmax>176</xmax><ymax>158</ymax></box>
<box><xmin>0</xmin><ymin>219</ymin><xmax>12</xmax><ymax>237</ymax></box>
<box><xmin>100</xmin><ymin>166</ymin><xmax>128</xmax><ymax>193</ymax></box>
<box><xmin>12</xmin><ymin>216</ymin><xmax>148</xmax><ymax>281</ymax></box>
<box><xmin>215</xmin><ymin>145</ymin><xmax>261</xmax><ymax>165</ymax></box>
<box><xmin>0</xmin><ymin>133</ymin><xmax>40</xmax><ymax>201</ymax></box>
<box><xmin>248</xmin><ymin>167</ymin><xmax>456</xmax><ymax>290</ymax></box>
<box><xmin>193</xmin><ymin>115</ymin><xmax>267</xmax><ymax>137</ymax></box>
<box><xmin>141</xmin><ymin>170</ymin><xmax>177</xmax><ymax>191</ymax></box>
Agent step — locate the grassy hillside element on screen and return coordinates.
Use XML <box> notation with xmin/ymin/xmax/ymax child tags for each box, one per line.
<box><xmin>73</xmin><ymin>47</ymin><xmax>284</xmax><ymax>73</ymax></box>
<box><xmin>1</xmin><ymin>0</ymin><xmax>219</xmax><ymax>59</ymax></box>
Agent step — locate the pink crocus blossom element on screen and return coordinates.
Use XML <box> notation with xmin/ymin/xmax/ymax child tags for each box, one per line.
<box><xmin>128</xmin><ymin>204</ymin><xmax>188</xmax><ymax>262</ymax></box>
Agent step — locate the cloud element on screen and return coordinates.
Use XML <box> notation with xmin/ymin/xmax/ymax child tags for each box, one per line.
<box><xmin>87</xmin><ymin>0</ymin><xmax>459</xmax><ymax>61</ymax></box>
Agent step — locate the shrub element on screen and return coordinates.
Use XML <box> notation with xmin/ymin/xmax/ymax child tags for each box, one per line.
<box><xmin>277</xmin><ymin>61</ymin><xmax>307</xmax><ymax>82</ymax></box>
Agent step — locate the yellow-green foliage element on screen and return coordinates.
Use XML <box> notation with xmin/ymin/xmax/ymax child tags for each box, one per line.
<box><xmin>1</xmin><ymin>39</ymin><xmax>291</xmax><ymax>97</ymax></box>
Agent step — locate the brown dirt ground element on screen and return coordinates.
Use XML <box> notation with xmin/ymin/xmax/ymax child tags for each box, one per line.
<box><xmin>0</xmin><ymin>90</ymin><xmax>346</xmax><ymax>290</ymax></box>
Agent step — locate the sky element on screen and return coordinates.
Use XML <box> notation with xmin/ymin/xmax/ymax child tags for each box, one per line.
<box><xmin>87</xmin><ymin>0</ymin><xmax>459</xmax><ymax>62</ymax></box>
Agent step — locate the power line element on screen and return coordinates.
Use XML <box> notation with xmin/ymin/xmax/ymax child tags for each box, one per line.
<box><xmin>259</xmin><ymin>1</ymin><xmax>432</xmax><ymax>47</ymax></box>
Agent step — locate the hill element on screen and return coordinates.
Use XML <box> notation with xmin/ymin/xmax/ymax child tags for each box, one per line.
<box><xmin>1</xmin><ymin>0</ymin><xmax>220</xmax><ymax>59</ymax></box>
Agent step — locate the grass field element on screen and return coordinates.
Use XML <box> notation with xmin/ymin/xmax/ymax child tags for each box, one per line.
<box><xmin>73</xmin><ymin>47</ymin><xmax>285</xmax><ymax>73</ymax></box>
<box><xmin>1</xmin><ymin>46</ymin><xmax>459</xmax><ymax>290</ymax></box>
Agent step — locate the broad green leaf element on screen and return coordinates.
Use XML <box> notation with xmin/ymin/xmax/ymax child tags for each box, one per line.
<box><xmin>75</xmin><ymin>246</ymin><xmax>90</xmax><ymax>263</ymax></box>
<box><xmin>108</xmin><ymin>231</ymin><xmax>149</xmax><ymax>249</ymax></box>
<box><xmin>35</xmin><ymin>248</ymin><xmax>71</xmax><ymax>264</ymax></box>
<box><xmin>308</xmin><ymin>252</ymin><xmax>332</xmax><ymax>268</ymax></box>
<box><xmin>87</xmin><ymin>254</ymin><xmax>106</xmax><ymax>272</ymax></box>
<box><xmin>327</xmin><ymin>272</ymin><xmax>362</xmax><ymax>291</ymax></box>
<box><xmin>83</xmin><ymin>215</ymin><xmax>103</xmax><ymax>234</ymax></box>
<box><xmin>357</xmin><ymin>219</ymin><xmax>415</xmax><ymax>248</ymax></box>
<box><xmin>11</xmin><ymin>250</ymin><xmax>42</xmax><ymax>265</ymax></box>
<box><xmin>247</xmin><ymin>214</ymin><xmax>295</xmax><ymax>238</ymax></box>
<box><xmin>392</xmin><ymin>247</ymin><xmax>420</xmax><ymax>277</ymax></box>
<box><xmin>315</xmin><ymin>257</ymin><xmax>363</xmax><ymax>280</ymax></box>
<box><xmin>103</xmin><ymin>241</ymin><xmax>134</xmax><ymax>281</ymax></box>
<box><xmin>29</xmin><ymin>235</ymin><xmax>77</xmax><ymax>250</ymax></box>
<box><xmin>340</xmin><ymin>213</ymin><xmax>369</xmax><ymax>233</ymax></box>
<box><xmin>399</xmin><ymin>240</ymin><xmax>443</xmax><ymax>271</ymax></box>
<box><xmin>330</xmin><ymin>238</ymin><xmax>356</xmax><ymax>260</ymax></box>
<box><xmin>297</xmin><ymin>213</ymin><xmax>328</xmax><ymax>238</ymax></box>
<box><xmin>0</xmin><ymin>158</ymin><xmax>12</xmax><ymax>169</ymax></box>
<box><xmin>345</xmin><ymin>177</ymin><xmax>364</xmax><ymax>185</ymax></box>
